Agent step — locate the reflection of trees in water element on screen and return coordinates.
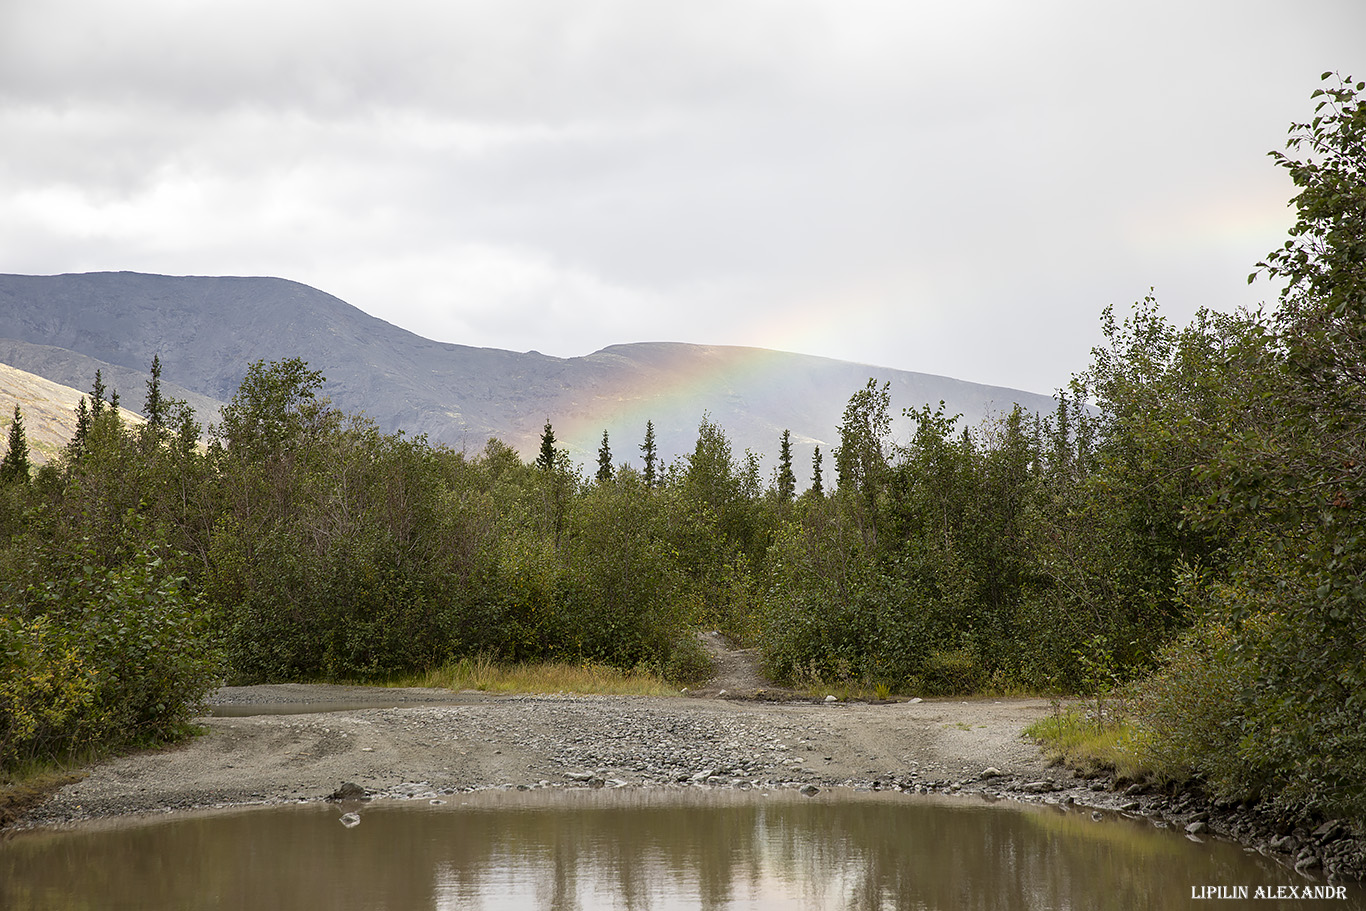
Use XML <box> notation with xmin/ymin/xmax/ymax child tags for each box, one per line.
<box><xmin>1</xmin><ymin>796</ymin><xmax>1343</xmax><ymax>910</ymax></box>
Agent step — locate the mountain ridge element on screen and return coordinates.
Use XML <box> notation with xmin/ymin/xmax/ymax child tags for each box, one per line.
<box><xmin>0</xmin><ymin>271</ymin><xmax>1059</xmax><ymax>469</ymax></box>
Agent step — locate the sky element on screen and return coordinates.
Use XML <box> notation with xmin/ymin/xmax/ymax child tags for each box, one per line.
<box><xmin>3</xmin><ymin>0</ymin><xmax>1363</xmax><ymax>397</ymax></box>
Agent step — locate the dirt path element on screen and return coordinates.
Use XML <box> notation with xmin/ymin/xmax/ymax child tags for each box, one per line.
<box><xmin>15</xmin><ymin>640</ymin><xmax>1067</xmax><ymax>828</ymax></box>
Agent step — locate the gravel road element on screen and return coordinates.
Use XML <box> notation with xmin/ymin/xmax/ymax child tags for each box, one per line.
<box><xmin>19</xmin><ymin>685</ymin><xmax>1059</xmax><ymax>826</ymax></box>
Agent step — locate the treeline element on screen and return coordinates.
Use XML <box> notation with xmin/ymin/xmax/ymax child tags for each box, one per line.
<box><xmin>2</xmin><ymin>75</ymin><xmax>1363</xmax><ymax>821</ymax></box>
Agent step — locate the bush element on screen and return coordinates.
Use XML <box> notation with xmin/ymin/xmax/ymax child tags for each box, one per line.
<box><xmin>1</xmin><ymin>545</ymin><xmax>221</xmax><ymax>769</ymax></box>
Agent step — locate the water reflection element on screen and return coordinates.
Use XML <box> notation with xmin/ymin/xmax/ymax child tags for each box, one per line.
<box><xmin>3</xmin><ymin>790</ymin><xmax>1361</xmax><ymax>910</ymax></box>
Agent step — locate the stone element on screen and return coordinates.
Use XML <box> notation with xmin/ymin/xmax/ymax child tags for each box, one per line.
<box><xmin>980</xmin><ymin>767</ymin><xmax>1002</xmax><ymax>780</ymax></box>
<box><xmin>1185</xmin><ymin>821</ymin><xmax>1208</xmax><ymax>835</ymax></box>
<box><xmin>825</xmin><ymin>695</ymin><xmax>838</xmax><ymax>703</ymax></box>
<box><xmin>339</xmin><ymin>812</ymin><xmax>361</xmax><ymax>828</ymax></box>
<box><xmin>1313</xmin><ymin>819</ymin><xmax>1347</xmax><ymax>842</ymax></box>
<box><xmin>328</xmin><ymin>782</ymin><xmax>366</xmax><ymax>801</ymax></box>
<box><xmin>800</xmin><ymin>785</ymin><xmax>819</xmax><ymax>797</ymax></box>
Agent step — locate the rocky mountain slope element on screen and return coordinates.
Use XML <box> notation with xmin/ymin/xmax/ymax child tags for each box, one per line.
<box><xmin>0</xmin><ymin>272</ymin><xmax>1058</xmax><ymax>471</ymax></box>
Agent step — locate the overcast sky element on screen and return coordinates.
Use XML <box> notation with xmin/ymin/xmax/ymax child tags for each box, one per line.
<box><xmin>3</xmin><ymin>1</ymin><xmax>1363</xmax><ymax>395</ymax></box>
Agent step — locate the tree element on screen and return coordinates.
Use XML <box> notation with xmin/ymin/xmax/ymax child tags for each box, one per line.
<box><xmin>640</xmin><ymin>420</ymin><xmax>658</xmax><ymax>488</ymax></box>
<box><xmin>1</xmin><ymin>405</ymin><xmax>31</xmax><ymax>485</ymax></box>
<box><xmin>536</xmin><ymin>420</ymin><xmax>558</xmax><ymax>472</ymax></box>
<box><xmin>834</xmin><ymin>379</ymin><xmax>893</xmax><ymax>544</ymax></box>
<box><xmin>91</xmin><ymin>370</ymin><xmax>107</xmax><ymax>417</ymax></box>
<box><xmin>68</xmin><ymin>396</ymin><xmax>92</xmax><ymax>458</ymax></box>
<box><xmin>215</xmin><ymin>358</ymin><xmax>327</xmax><ymax>461</ymax></box>
<box><xmin>1130</xmin><ymin>75</ymin><xmax>1366</xmax><ymax>819</ymax></box>
<box><xmin>596</xmin><ymin>429</ymin><xmax>614</xmax><ymax>483</ymax></box>
<box><xmin>776</xmin><ymin>429</ymin><xmax>796</xmax><ymax>502</ymax></box>
<box><xmin>811</xmin><ymin>445</ymin><xmax>824</xmax><ymax>497</ymax></box>
<box><xmin>144</xmin><ymin>354</ymin><xmax>166</xmax><ymax>429</ymax></box>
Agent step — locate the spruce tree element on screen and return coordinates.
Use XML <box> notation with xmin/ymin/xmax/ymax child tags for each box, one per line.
<box><xmin>640</xmin><ymin>420</ymin><xmax>658</xmax><ymax>488</ymax></box>
<box><xmin>70</xmin><ymin>396</ymin><xmax>91</xmax><ymax>455</ymax></box>
<box><xmin>91</xmin><ymin>369</ymin><xmax>106</xmax><ymax>416</ymax></box>
<box><xmin>1</xmin><ymin>405</ymin><xmax>32</xmax><ymax>485</ymax></box>
<box><xmin>777</xmin><ymin>429</ymin><xmax>796</xmax><ymax>501</ymax></box>
<box><xmin>596</xmin><ymin>429</ymin><xmax>614</xmax><ymax>483</ymax></box>
<box><xmin>144</xmin><ymin>354</ymin><xmax>165</xmax><ymax>429</ymax></box>
<box><xmin>811</xmin><ymin>445</ymin><xmax>824</xmax><ymax>497</ymax></box>
<box><xmin>537</xmin><ymin>420</ymin><xmax>558</xmax><ymax>472</ymax></box>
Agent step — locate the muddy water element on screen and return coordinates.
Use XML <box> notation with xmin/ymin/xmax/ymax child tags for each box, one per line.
<box><xmin>3</xmin><ymin>791</ymin><xmax>1361</xmax><ymax>910</ymax></box>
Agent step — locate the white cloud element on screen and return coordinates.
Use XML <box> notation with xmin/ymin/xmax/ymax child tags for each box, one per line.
<box><xmin>2</xmin><ymin>0</ymin><xmax>1363</xmax><ymax>394</ymax></box>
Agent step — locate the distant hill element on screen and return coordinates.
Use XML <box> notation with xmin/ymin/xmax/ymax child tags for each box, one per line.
<box><xmin>0</xmin><ymin>363</ymin><xmax>143</xmax><ymax>466</ymax></box>
<box><xmin>0</xmin><ymin>272</ymin><xmax>1059</xmax><ymax>474</ymax></box>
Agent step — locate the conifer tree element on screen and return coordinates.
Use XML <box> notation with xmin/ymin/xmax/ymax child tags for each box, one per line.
<box><xmin>640</xmin><ymin>420</ymin><xmax>658</xmax><ymax>488</ymax></box>
<box><xmin>811</xmin><ymin>445</ymin><xmax>824</xmax><ymax>497</ymax></box>
<box><xmin>0</xmin><ymin>405</ymin><xmax>32</xmax><ymax>485</ymax></box>
<box><xmin>536</xmin><ymin>420</ymin><xmax>558</xmax><ymax>472</ymax></box>
<box><xmin>777</xmin><ymin>429</ymin><xmax>796</xmax><ymax>501</ymax></box>
<box><xmin>596</xmin><ymin>429</ymin><xmax>614</xmax><ymax>483</ymax></box>
<box><xmin>91</xmin><ymin>370</ymin><xmax>106</xmax><ymax>416</ymax></box>
<box><xmin>144</xmin><ymin>354</ymin><xmax>166</xmax><ymax>429</ymax></box>
<box><xmin>70</xmin><ymin>396</ymin><xmax>92</xmax><ymax>456</ymax></box>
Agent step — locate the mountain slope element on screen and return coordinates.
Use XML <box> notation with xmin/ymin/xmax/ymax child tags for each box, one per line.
<box><xmin>0</xmin><ymin>272</ymin><xmax>1059</xmax><ymax>469</ymax></box>
<box><xmin>0</xmin><ymin>363</ymin><xmax>143</xmax><ymax>465</ymax></box>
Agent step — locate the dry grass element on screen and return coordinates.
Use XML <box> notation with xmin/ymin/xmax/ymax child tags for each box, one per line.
<box><xmin>394</xmin><ymin>654</ymin><xmax>682</xmax><ymax>697</ymax></box>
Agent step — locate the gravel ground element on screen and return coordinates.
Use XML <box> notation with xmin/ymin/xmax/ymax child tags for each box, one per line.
<box><xmin>19</xmin><ymin>688</ymin><xmax>1055</xmax><ymax>825</ymax></box>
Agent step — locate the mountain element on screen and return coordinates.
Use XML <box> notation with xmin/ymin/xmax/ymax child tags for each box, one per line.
<box><xmin>0</xmin><ymin>272</ymin><xmax>1059</xmax><ymax>472</ymax></box>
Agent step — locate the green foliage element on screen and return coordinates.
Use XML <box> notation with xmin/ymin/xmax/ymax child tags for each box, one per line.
<box><xmin>1124</xmin><ymin>74</ymin><xmax>1366</xmax><ymax>820</ymax></box>
<box><xmin>0</xmin><ymin>540</ymin><xmax>220</xmax><ymax>769</ymax></box>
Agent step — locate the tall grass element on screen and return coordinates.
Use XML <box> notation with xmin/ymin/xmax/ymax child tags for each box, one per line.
<box><xmin>395</xmin><ymin>655</ymin><xmax>682</xmax><ymax>697</ymax></box>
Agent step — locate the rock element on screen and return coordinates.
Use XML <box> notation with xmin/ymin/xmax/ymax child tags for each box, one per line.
<box><xmin>691</xmin><ymin>769</ymin><xmax>716</xmax><ymax>782</ymax></box>
<box><xmin>1313</xmin><ymin>819</ymin><xmax>1348</xmax><ymax>842</ymax></box>
<box><xmin>1022</xmin><ymin>780</ymin><xmax>1054</xmax><ymax>794</ymax></box>
<box><xmin>1270</xmin><ymin>834</ymin><xmax>1298</xmax><ymax>853</ymax></box>
<box><xmin>339</xmin><ymin>812</ymin><xmax>361</xmax><ymax>828</ymax></box>
<box><xmin>825</xmin><ymin>695</ymin><xmax>838</xmax><ymax>703</ymax></box>
<box><xmin>327</xmin><ymin>782</ymin><xmax>366</xmax><ymax>802</ymax></box>
<box><xmin>800</xmin><ymin>785</ymin><xmax>819</xmax><ymax>797</ymax></box>
<box><xmin>1185</xmin><ymin>821</ymin><xmax>1208</xmax><ymax>835</ymax></box>
<box><xmin>980</xmin><ymin>767</ymin><xmax>1002</xmax><ymax>780</ymax></box>
<box><xmin>1294</xmin><ymin>853</ymin><xmax>1322</xmax><ymax>874</ymax></box>
<box><xmin>909</xmin><ymin>697</ymin><xmax>923</xmax><ymax>704</ymax></box>
<box><xmin>1120</xmin><ymin>801</ymin><xmax>1140</xmax><ymax>812</ymax></box>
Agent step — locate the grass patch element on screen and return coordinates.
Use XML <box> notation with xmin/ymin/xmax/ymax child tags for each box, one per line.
<box><xmin>1025</xmin><ymin>702</ymin><xmax>1153</xmax><ymax>782</ymax></box>
<box><xmin>389</xmin><ymin>654</ymin><xmax>683</xmax><ymax>697</ymax></box>
<box><xmin>0</xmin><ymin>763</ymin><xmax>86</xmax><ymax>829</ymax></box>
